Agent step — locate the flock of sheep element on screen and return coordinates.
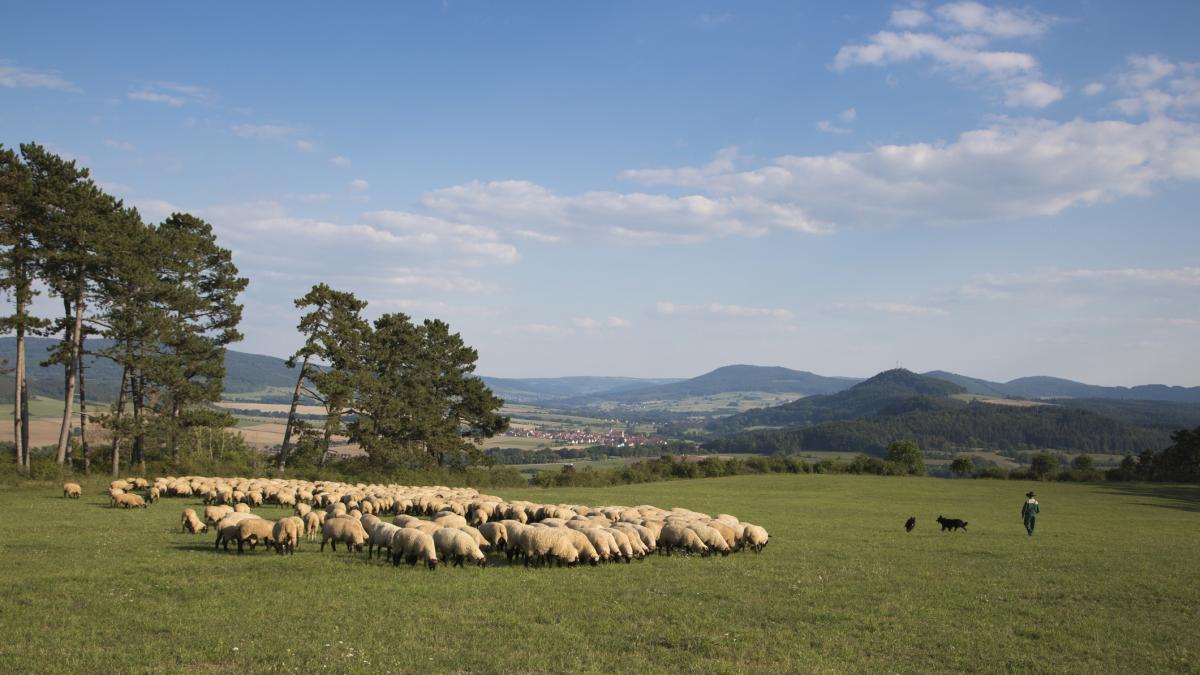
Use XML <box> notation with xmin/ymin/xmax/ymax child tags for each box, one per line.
<box><xmin>75</xmin><ymin>476</ymin><xmax>771</xmax><ymax>569</ymax></box>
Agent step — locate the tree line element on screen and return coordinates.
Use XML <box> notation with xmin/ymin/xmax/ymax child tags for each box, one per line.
<box><xmin>1</xmin><ymin>143</ymin><xmax>246</xmax><ymax>476</ymax></box>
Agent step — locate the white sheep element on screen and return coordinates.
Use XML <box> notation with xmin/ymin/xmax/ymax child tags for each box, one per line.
<box><xmin>390</xmin><ymin>528</ymin><xmax>438</xmax><ymax>569</ymax></box>
<box><xmin>63</xmin><ymin>482</ymin><xmax>82</xmax><ymax>499</ymax></box>
<box><xmin>272</xmin><ymin>517</ymin><xmax>304</xmax><ymax>555</ymax></box>
<box><xmin>321</xmin><ymin>517</ymin><xmax>367</xmax><ymax>553</ymax></box>
<box><xmin>433</xmin><ymin>528</ymin><xmax>486</xmax><ymax>567</ymax></box>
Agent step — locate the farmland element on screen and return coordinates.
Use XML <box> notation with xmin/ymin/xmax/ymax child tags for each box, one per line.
<box><xmin>0</xmin><ymin>474</ymin><xmax>1196</xmax><ymax>672</ymax></box>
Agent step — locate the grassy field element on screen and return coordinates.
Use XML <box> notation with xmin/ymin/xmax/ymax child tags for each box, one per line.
<box><xmin>0</xmin><ymin>474</ymin><xmax>1196</xmax><ymax>673</ymax></box>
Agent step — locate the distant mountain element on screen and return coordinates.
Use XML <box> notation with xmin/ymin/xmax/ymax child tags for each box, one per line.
<box><xmin>707</xmin><ymin>368</ymin><xmax>1172</xmax><ymax>456</ymax></box>
<box><xmin>924</xmin><ymin>370</ymin><xmax>1200</xmax><ymax>403</ymax></box>
<box><xmin>0</xmin><ymin>337</ymin><xmax>297</xmax><ymax>403</ymax></box>
<box><xmin>557</xmin><ymin>365</ymin><xmax>861</xmax><ymax>407</ymax></box>
<box><xmin>712</xmin><ymin>369</ymin><xmax>963</xmax><ymax>431</ymax></box>
<box><xmin>479</xmin><ymin>376</ymin><xmax>682</xmax><ymax>404</ymax></box>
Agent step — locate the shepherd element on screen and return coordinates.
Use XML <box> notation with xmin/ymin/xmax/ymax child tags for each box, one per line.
<box><xmin>1022</xmin><ymin>491</ymin><xmax>1040</xmax><ymax>536</ymax></box>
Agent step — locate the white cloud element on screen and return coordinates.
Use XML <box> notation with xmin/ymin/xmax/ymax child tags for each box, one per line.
<box><xmin>131</xmin><ymin>199</ymin><xmax>179</xmax><ymax>223</ymax></box>
<box><xmin>295</xmin><ymin>139</ymin><xmax>316</xmax><ymax>152</ymax></box>
<box><xmin>350</xmin><ymin>178</ymin><xmax>369</xmax><ymax>191</ymax></box>
<box><xmin>421</xmin><ymin>179</ymin><xmax>827</xmax><ymax>244</ymax></box>
<box><xmin>655</xmin><ymin>301</ymin><xmax>794</xmax><ymax>320</ymax></box>
<box><xmin>816</xmin><ymin>108</ymin><xmax>857</xmax><ymax>134</ymax></box>
<box><xmin>830</xmin><ymin>302</ymin><xmax>949</xmax><ymax>317</ymax></box>
<box><xmin>103</xmin><ymin>139</ymin><xmax>135</xmax><ymax>151</ymax></box>
<box><xmin>622</xmin><ymin>116</ymin><xmax>1200</xmax><ymax>228</ymax></box>
<box><xmin>971</xmin><ymin>267</ymin><xmax>1200</xmax><ymax>290</ymax></box>
<box><xmin>294</xmin><ymin>192</ymin><xmax>329</xmax><ymax>204</ymax></box>
<box><xmin>934</xmin><ymin>1</ymin><xmax>1053</xmax><ymax>38</ymax></box>
<box><xmin>890</xmin><ymin>7</ymin><xmax>931</xmax><ymax>28</ymax></box>
<box><xmin>572</xmin><ymin>316</ymin><xmax>631</xmax><ymax>329</ymax></box>
<box><xmin>0</xmin><ymin>60</ymin><xmax>78</xmax><ymax>91</ymax></box>
<box><xmin>834</xmin><ymin>3</ymin><xmax>1062</xmax><ymax>108</ymax></box>
<box><xmin>387</xmin><ymin>268</ymin><xmax>497</xmax><ymax>294</ymax></box>
<box><xmin>128</xmin><ymin>81</ymin><xmax>213</xmax><ymax>107</ymax></box>
<box><xmin>331</xmin><ymin>155</ymin><xmax>352</xmax><ymax>167</ymax></box>
<box><xmin>232</xmin><ymin>123</ymin><xmax>305</xmax><ymax>140</ymax></box>
<box><xmin>362</xmin><ymin>209</ymin><xmax>518</xmax><ymax>264</ymax></box>
<box><xmin>96</xmin><ymin>180</ymin><xmax>133</xmax><ymax>194</ymax></box>
<box><xmin>1083</xmin><ymin>82</ymin><xmax>1106</xmax><ymax>96</ymax></box>
<box><xmin>1111</xmin><ymin>55</ymin><xmax>1200</xmax><ymax>117</ymax></box>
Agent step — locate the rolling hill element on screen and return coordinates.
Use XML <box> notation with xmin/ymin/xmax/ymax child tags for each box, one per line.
<box><xmin>478</xmin><ymin>376</ymin><xmax>682</xmax><ymax>404</ymax></box>
<box><xmin>554</xmin><ymin>365</ymin><xmax>862</xmax><ymax>408</ymax></box>
<box><xmin>924</xmin><ymin>370</ymin><xmax>1200</xmax><ymax>403</ymax></box>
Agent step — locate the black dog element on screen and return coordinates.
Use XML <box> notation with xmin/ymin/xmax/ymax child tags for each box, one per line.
<box><xmin>936</xmin><ymin>515</ymin><xmax>968</xmax><ymax>532</ymax></box>
<box><xmin>904</xmin><ymin>516</ymin><xmax>916</xmax><ymax>533</ymax></box>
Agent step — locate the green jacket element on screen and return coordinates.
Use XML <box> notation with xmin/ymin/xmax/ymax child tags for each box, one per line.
<box><xmin>1022</xmin><ymin>500</ymin><xmax>1040</xmax><ymax>519</ymax></box>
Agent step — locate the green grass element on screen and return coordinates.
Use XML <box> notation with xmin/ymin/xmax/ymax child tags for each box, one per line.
<box><xmin>1</xmin><ymin>475</ymin><xmax>1197</xmax><ymax>673</ymax></box>
<box><xmin>0</xmin><ymin>395</ymin><xmax>71</xmax><ymax>418</ymax></box>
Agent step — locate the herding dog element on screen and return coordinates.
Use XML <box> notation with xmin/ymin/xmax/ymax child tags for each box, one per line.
<box><xmin>904</xmin><ymin>517</ymin><xmax>916</xmax><ymax>533</ymax></box>
<box><xmin>936</xmin><ymin>515</ymin><xmax>968</xmax><ymax>532</ymax></box>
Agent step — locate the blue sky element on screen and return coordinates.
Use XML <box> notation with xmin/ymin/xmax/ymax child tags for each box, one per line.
<box><xmin>2</xmin><ymin>1</ymin><xmax>1198</xmax><ymax>384</ymax></box>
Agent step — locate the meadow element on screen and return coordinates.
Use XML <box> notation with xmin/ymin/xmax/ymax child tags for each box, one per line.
<box><xmin>0</xmin><ymin>474</ymin><xmax>1196</xmax><ymax>673</ymax></box>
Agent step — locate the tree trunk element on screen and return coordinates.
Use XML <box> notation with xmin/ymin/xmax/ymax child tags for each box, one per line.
<box><xmin>131</xmin><ymin>374</ymin><xmax>144</xmax><ymax>471</ymax></box>
<box><xmin>111</xmin><ymin>365</ymin><xmax>130</xmax><ymax>478</ymax></box>
<box><xmin>318</xmin><ymin>411</ymin><xmax>335</xmax><ymax>469</ymax></box>
<box><xmin>20</xmin><ymin>376</ymin><xmax>30</xmax><ymax>468</ymax></box>
<box><xmin>13</xmin><ymin>304</ymin><xmax>25</xmax><ymax>469</ymax></box>
<box><xmin>79</xmin><ymin>338</ymin><xmax>90</xmax><ymax>474</ymax></box>
<box><xmin>55</xmin><ymin>286</ymin><xmax>85</xmax><ymax>465</ymax></box>
<box><xmin>169</xmin><ymin>399</ymin><xmax>180</xmax><ymax>459</ymax></box>
<box><xmin>278</xmin><ymin>354</ymin><xmax>310</xmax><ymax>470</ymax></box>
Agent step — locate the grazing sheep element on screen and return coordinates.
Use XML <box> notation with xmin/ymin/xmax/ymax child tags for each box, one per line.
<box><xmin>687</xmin><ymin>523</ymin><xmax>731</xmax><ymax>556</ymax></box>
<box><xmin>63</xmin><ymin>482</ymin><xmax>82</xmax><ymax>499</ymax></box>
<box><xmin>659</xmin><ymin>524</ymin><xmax>709</xmax><ymax>556</ymax></box>
<box><xmin>272</xmin><ymin>517</ymin><xmax>303</xmax><ymax>554</ymax></box>
<box><xmin>525</xmin><ymin>528</ymin><xmax>579</xmax><ymax>567</ymax></box>
<box><xmin>391</xmin><ymin>529</ymin><xmax>438</xmax><ymax>569</ymax></box>
<box><xmin>477</xmin><ymin>522</ymin><xmax>508</xmax><ymax>552</ymax></box>
<box><xmin>204</xmin><ymin>505</ymin><xmax>234</xmax><ymax>524</ymax></box>
<box><xmin>131</xmin><ymin>478</ymin><xmax>149</xmax><ymax>490</ymax></box>
<box><xmin>467</xmin><ymin>507</ymin><xmax>489</xmax><ymax>526</ymax></box>
<box><xmin>605</xmin><ymin>527</ymin><xmax>638</xmax><ymax>561</ymax></box>
<box><xmin>108</xmin><ymin>488</ymin><xmax>125</xmax><ymax>507</ymax></box>
<box><xmin>321</xmin><ymin>517</ymin><xmax>367</xmax><ymax>553</ymax></box>
<box><xmin>367</xmin><ymin>522</ymin><xmax>402</xmax><ymax>560</ymax></box>
<box><xmin>580</xmin><ymin>528</ymin><xmax>618</xmax><ymax>562</ymax></box>
<box><xmin>744</xmin><ymin>524</ymin><xmax>769</xmax><ymax>553</ymax></box>
<box><xmin>113</xmin><ymin>493</ymin><xmax>147</xmax><ymax>509</ymax></box>
<box><xmin>360</xmin><ymin>514</ymin><xmax>381</xmax><ymax>534</ymax></box>
<box><xmin>455</xmin><ymin>525</ymin><xmax>489</xmax><ymax>551</ymax></box>
<box><xmin>433</xmin><ymin>512</ymin><xmax>467</xmax><ymax>529</ymax></box>
<box><xmin>294</xmin><ymin>503</ymin><xmax>312</xmax><ymax>518</ymax></box>
<box><xmin>146</xmin><ymin>487</ymin><xmax>161</xmax><ymax>504</ymax></box>
<box><xmin>303</xmin><ymin>511</ymin><xmax>322</xmax><ymax>541</ymax></box>
<box><xmin>181</xmin><ymin>509</ymin><xmax>208</xmax><ymax>534</ymax></box>
<box><xmin>214</xmin><ymin>513</ymin><xmax>262</xmax><ymax>550</ymax></box>
<box><xmin>237</xmin><ymin>518</ymin><xmax>277</xmax><ymax>554</ymax></box>
<box><xmin>391</xmin><ymin>514</ymin><xmax>419</xmax><ymax>527</ymax></box>
<box><xmin>433</xmin><ymin>528</ymin><xmax>486</xmax><ymax>567</ymax></box>
<box><xmin>234</xmin><ymin>502</ymin><xmax>251</xmax><ymax>513</ymax></box>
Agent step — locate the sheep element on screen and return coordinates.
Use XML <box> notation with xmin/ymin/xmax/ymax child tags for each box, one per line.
<box><xmin>614</xmin><ymin>522</ymin><xmax>656</xmax><ymax>554</ymax></box>
<box><xmin>432</xmin><ymin>512</ymin><xmax>467</xmax><ymax>528</ymax></box>
<box><xmin>605</xmin><ymin>527</ymin><xmax>638</xmax><ymax>561</ymax></box>
<box><xmin>131</xmin><ymin>478</ymin><xmax>149</xmax><ymax>490</ymax></box>
<box><xmin>579</xmin><ymin>528</ymin><xmax>618</xmax><ymax>562</ymax></box>
<box><xmin>524</xmin><ymin>528</ymin><xmax>579</xmax><ymax>567</ymax></box>
<box><xmin>455</xmin><ymin>525</ymin><xmax>489</xmax><ymax>551</ymax></box>
<box><xmin>360</xmin><ymin>513</ymin><xmax>381</xmax><ymax>534</ymax></box>
<box><xmin>147</xmin><ymin>487</ymin><xmax>161</xmax><ymax>504</ymax></box>
<box><xmin>214</xmin><ymin>513</ymin><xmax>262</xmax><ymax>550</ymax></box>
<box><xmin>705</xmin><ymin>521</ymin><xmax>739</xmax><ymax>551</ymax></box>
<box><xmin>477</xmin><ymin>522</ymin><xmax>508</xmax><ymax>552</ymax></box>
<box><xmin>204</xmin><ymin>505</ymin><xmax>234</xmax><ymax>524</ymax></box>
<box><xmin>744</xmin><ymin>524</ymin><xmax>769</xmax><ymax>553</ymax></box>
<box><xmin>237</xmin><ymin>518</ymin><xmax>277</xmax><ymax>554</ymax></box>
<box><xmin>659</xmin><ymin>524</ymin><xmax>709</xmax><ymax>556</ymax></box>
<box><xmin>303</xmin><ymin>511</ymin><xmax>322</xmax><ymax>541</ymax></box>
<box><xmin>108</xmin><ymin>488</ymin><xmax>125</xmax><ymax>507</ymax></box>
<box><xmin>467</xmin><ymin>507</ymin><xmax>489</xmax><ymax>526</ymax></box>
<box><xmin>233</xmin><ymin>502</ymin><xmax>251</xmax><ymax>514</ymax></box>
<box><xmin>113</xmin><ymin>493</ymin><xmax>146</xmax><ymax>509</ymax></box>
<box><xmin>272</xmin><ymin>517</ymin><xmax>304</xmax><ymax>555</ymax></box>
<box><xmin>687</xmin><ymin>523</ymin><xmax>731</xmax><ymax>556</ymax></box>
<box><xmin>321</xmin><ymin>517</ymin><xmax>367</xmax><ymax>553</ymax></box>
<box><xmin>367</xmin><ymin>522</ymin><xmax>402</xmax><ymax>560</ymax></box>
<box><xmin>294</xmin><ymin>503</ymin><xmax>312</xmax><ymax>518</ymax></box>
<box><xmin>181</xmin><ymin>509</ymin><xmax>208</xmax><ymax>534</ymax></box>
<box><xmin>433</xmin><ymin>528</ymin><xmax>486</xmax><ymax>568</ymax></box>
<box><xmin>390</xmin><ymin>528</ymin><xmax>438</xmax><ymax>569</ymax></box>
<box><xmin>560</xmin><ymin>528</ymin><xmax>601</xmax><ymax>566</ymax></box>
<box><xmin>63</xmin><ymin>482</ymin><xmax>82</xmax><ymax>499</ymax></box>
<box><xmin>391</xmin><ymin>514</ymin><xmax>419</xmax><ymax>527</ymax></box>
<box><xmin>404</xmin><ymin>520</ymin><xmax>443</xmax><ymax>536</ymax></box>
<box><xmin>110</xmin><ymin>479</ymin><xmax>132</xmax><ymax>492</ymax></box>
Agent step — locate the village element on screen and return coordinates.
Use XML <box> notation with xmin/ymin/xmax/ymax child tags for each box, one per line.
<box><xmin>502</xmin><ymin>426</ymin><xmax>664</xmax><ymax>447</ymax></box>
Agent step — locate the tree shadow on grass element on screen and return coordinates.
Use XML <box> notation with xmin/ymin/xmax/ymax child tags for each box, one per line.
<box><xmin>1095</xmin><ymin>483</ymin><xmax>1200</xmax><ymax>513</ymax></box>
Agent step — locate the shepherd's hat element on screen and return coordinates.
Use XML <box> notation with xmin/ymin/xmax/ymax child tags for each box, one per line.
<box><xmin>1026</xmin><ymin>491</ymin><xmax>1036</xmax><ymax>498</ymax></box>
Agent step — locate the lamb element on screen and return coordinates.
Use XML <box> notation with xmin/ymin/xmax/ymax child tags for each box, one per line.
<box><xmin>433</xmin><ymin>528</ymin><xmax>486</xmax><ymax>567</ymax></box>
<box><xmin>477</xmin><ymin>522</ymin><xmax>508</xmax><ymax>552</ymax></box>
<box><xmin>321</xmin><ymin>517</ymin><xmax>367</xmax><ymax>553</ymax></box>
<box><xmin>63</xmin><ymin>482</ymin><xmax>82</xmax><ymax>499</ymax></box>
<box><xmin>113</xmin><ymin>493</ymin><xmax>147</xmax><ymax>509</ymax></box>
<box><xmin>390</xmin><ymin>528</ymin><xmax>438</xmax><ymax>569</ymax></box>
<box><xmin>743</xmin><ymin>524</ymin><xmax>769</xmax><ymax>553</ymax></box>
<box><xmin>272</xmin><ymin>517</ymin><xmax>304</xmax><ymax>554</ymax></box>
<box><xmin>181</xmin><ymin>508</ymin><xmax>208</xmax><ymax>534</ymax></box>
<box><xmin>237</xmin><ymin>518</ymin><xmax>277</xmax><ymax>554</ymax></box>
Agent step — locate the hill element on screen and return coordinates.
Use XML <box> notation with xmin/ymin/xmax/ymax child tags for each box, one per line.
<box><xmin>711</xmin><ymin>369</ymin><xmax>964</xmax><ymax>431</ymax></box>
<box><xmin>924</xmin><ymin>370</ymin><xmax>1200</xmax><ymax>403</ymax></box>
<box><xmin>479</xmin><ymin>376</ymin><xmax>681</xmax><ymax>404</ymax></box>
<box><xmin>556</xmin><ymin>365</ymin><xmax>861</xmax><ymax>408</ymax></box>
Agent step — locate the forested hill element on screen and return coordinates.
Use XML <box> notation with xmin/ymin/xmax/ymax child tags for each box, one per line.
<box><xmin>479</xmin><ymin>376</ymin><xmax>683</xmax><ymax>404</ymax></box>
<box><xmin>0</xmin><ymin>337</ymin><xmax>297</xmax><ymax>402</ymax></box>
<box><xmin>710</xmin><ymin>369</ymin><xmax>965</xmax><ymax>431</ymax></box>
<box><xmin>555</xmin><ymin>365</ymin><xmax>861</xmax><ymax>406</ymax></box>
<box><xmin>924</xmin><ymin>370</ymin><xmax>1200</xmax><ymax>403</ymax></box>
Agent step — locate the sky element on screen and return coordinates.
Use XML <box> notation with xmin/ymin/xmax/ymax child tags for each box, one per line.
<box><xmin>2</xmin><ymin>1</ymin><xmax>1198</xmax><ymax>385</ymax></box>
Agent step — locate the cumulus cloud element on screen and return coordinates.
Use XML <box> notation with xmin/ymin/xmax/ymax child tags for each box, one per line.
<box><xmin>655</xmin><ymin>301</ymin><xmax>794</xmax><ymax>320</ymax></box>
<box><xmin>1111</xmin><ymin>55</ymin><xmax>1200</xmax><ymax>117</ymax></box>
<box><xmin>421</xmin><ymin>179</ymin><xmax>827</xmax><ymax>244</ymax></box>
<box><xmin>350</xmin><ymin>178</ymin><xmax>369</xmax><ymax>192</ymax></box>
<box><xmin>128</xmin><ymin>81</ymin><xmax>213</xmax><ymax>106</ymax></box>
<box><xmin>0</xmin><ymin>60</ymin><xmax>78</xmax><ymax>91</ymax></box>
<box><xmin>572</xmin><ymin>316</ymin><xmax>631</xmax><ymax>329</ymax></box>
<box><xmin>817</xmin><ymin>108</ymin><xmax>857</xmax><ymax>134</ymax></box>
<box><xmin>386</xmin><ymin>268</ymin><xmax>497</xmax><ymax>294</ymax></box>
<box><xmin>1083</xmin><ymin>82</ymin><xmax>1106</xmax><ymax>96</ymax></box>
<box><xmin>834</xmin><ymin>2</ymin><xmax>1061</xmax><ymax>108</ymax></box>
<box><xmin>622</xmin><ymin>116</ymin><xmax>1200</xmax><ymax>228</ymax></box>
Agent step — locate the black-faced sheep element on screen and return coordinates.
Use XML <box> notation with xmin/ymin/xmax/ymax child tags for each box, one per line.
<box><xmin>113</xmin><ymin>493</ymin><xmax>147</xmax><ymax>509</ymax></box>
<box><xmin>744</xmin><ymin>524</ymin><xmax>769</xmax><ymax>553</ymax></box>
<box><xmin>63</xmin><ymin>482</ymin><xmax>82</xmax><ymax>499</ymax></box>
<box><xmin>321</xmin><ymin>517</ymin><xmax>367</xmax><ymax>553</ymax></box>
<box><xmin>433</xmin><ymin>528</ymin><xmax>486</xmax><ymax>568</ymax></box>
<box><xmin>272</xmin><ymin>517</ymin><xmax>303</xmax><ymax>555</ymax></box>
<box><xmin>390</xmin><ymin>528</ymin><xmax>438</xmax><ymax>569</ymax></box>
<box><xmin>181</xmin><ymin>508</ymin><xmax>208</xmax><ymax>534</ymax></box>
<box><xmin>237</xmin><ymin>518</ymin><xmax>277</xmax><ymax>554</ymax></box>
